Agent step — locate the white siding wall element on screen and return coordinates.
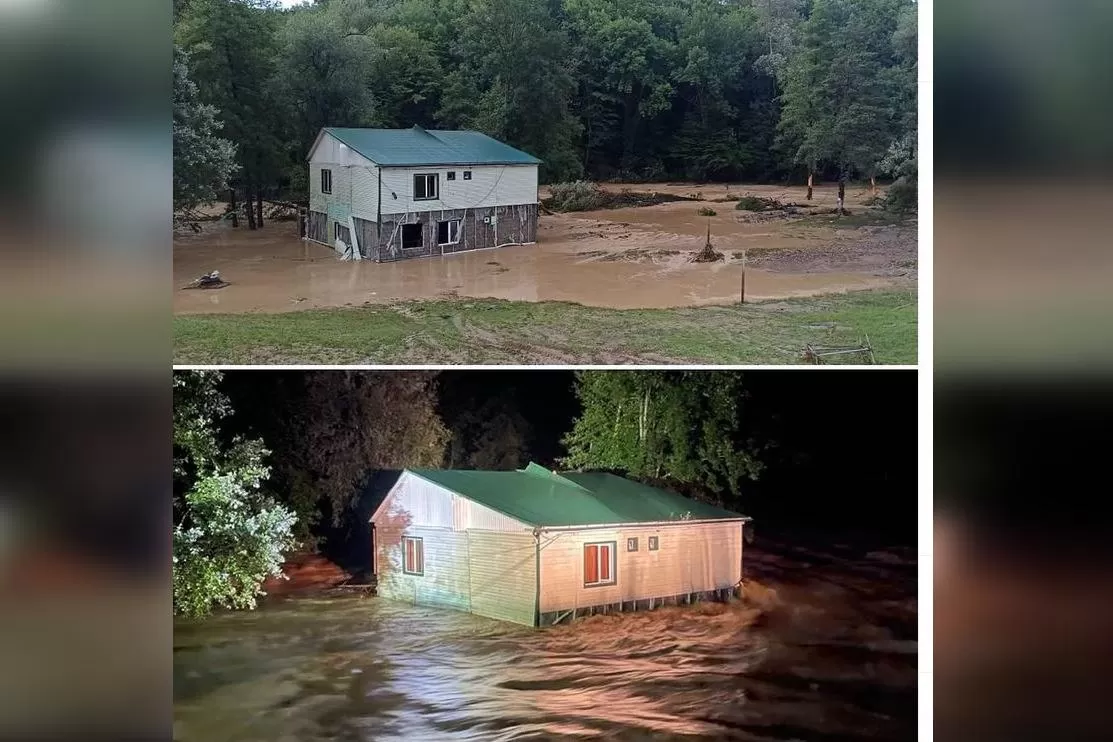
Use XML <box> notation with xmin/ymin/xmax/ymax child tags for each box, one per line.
<box><xmin>537</xmin><ymin>522</ymin><xmax>744</xmax><ymax>614</ymax></box>
<box><xmin>379</xmin><ymin>164</ymin><xmax>537</xmax><ymax>215</ymax></box>
<box><xmin>371</xmin><ymin>472</ymin><xmax>537</xmax><ymax>625</ymax></box>
<box><xmin>377</xmin><ymin>472</ymin><xmax>456</xmax><ymax>529</ymax></box>
<box><xmin>467</xmin><ymin>531</ymin><xmax>538</xmax><ymax>625</ymax></box>
<box><xmin>307</xmin><ymin>132</ymin><xmax>538</xmax><ymax>220</ymax></box>
<box><xmin>376</xmin><ymin>527</ymin><xmax>472</xmax><ymax>613</ymax></box>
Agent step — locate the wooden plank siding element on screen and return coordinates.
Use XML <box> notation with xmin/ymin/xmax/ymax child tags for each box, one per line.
<box><xmin>307</xmin><ymin>210</ymin><xmax>328</xmax><ymax>244</ymax></box>
<box><xmin>537</xmin><ymin>522</ymin><xmax>744</xmax><ymax>616</ymax></box>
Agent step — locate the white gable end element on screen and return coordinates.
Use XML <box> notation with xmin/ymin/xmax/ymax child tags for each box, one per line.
<box><xmin>372</xmin><ymin>471</ymin><xmax>533</xmax><ymax>533</ymax></box>
<box><xmin>308</xmin><ymin>131</ymin><xmax>378</xmax><ymax>168</ymax></box>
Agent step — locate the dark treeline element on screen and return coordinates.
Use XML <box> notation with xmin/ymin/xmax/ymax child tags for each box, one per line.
<box><xmin>212</xmin><ymin>370</ymin><xmax>913</xmax><ymax>543</ymax></box>
<box><xmin>173</xmin><ymin>0</ymin><xmax>917</xmax><ymax>215</ymax></box>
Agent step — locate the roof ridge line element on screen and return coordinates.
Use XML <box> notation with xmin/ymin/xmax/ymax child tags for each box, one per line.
<box><xmin>520</xmin><ymin>462</ymin><xmax>594</xmax><ymax>493</ymax></box>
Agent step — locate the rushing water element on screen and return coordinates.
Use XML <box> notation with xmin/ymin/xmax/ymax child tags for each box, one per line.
<box><xmin>174</xmin><ymin>545</ymin><xmax>916</xmax><ymax>741</ymax></box>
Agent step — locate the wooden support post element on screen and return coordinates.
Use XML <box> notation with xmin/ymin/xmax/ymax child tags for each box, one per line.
<box><xmin>740</xmin><ymin>250</ymin><xmax>747</xmax><ymax>304</ymax></box>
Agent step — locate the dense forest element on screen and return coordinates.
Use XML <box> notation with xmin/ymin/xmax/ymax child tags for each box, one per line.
<box><xmin>173</xmin><ymin>370</ymin><xmax>914</xmax><ymax>617</ymax></box>
<box><xmin>173</xmin><ymin>0</ymin><xmax>917</xmax><ymax>217</ymax></box>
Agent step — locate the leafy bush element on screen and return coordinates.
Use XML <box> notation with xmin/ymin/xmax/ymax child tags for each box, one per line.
<box><xmin>885</xmin><ymin>176</ymin><xmax>917</xmax><ymax>213</ymax></box>
<box><xmin>735</xmin><ymin>195</ymin><xmax>780</xmax><ymax>212</ymax></box>
<box><xmin>879</xmin><ymin>132</ymin><xmax>917</xmax><ymax>214</ymax></box>
<box><xmin>697</xmin><ymin>206</ymin><xmax>717</xmax><ymax>216</ymax></box>
<box><xmin>173</xmin><ymin>372</ymin><xmax>297</xmax><ymax>619</ymax></box>
<box><xmin>543</xmin><ymin>182</ymin><xmax>695</xmax><ymax>212</ymax></box>
<box><xmin>545</xmin><ymin>181</ymin><xmax>610</xmax><ymax>212</ymax></box>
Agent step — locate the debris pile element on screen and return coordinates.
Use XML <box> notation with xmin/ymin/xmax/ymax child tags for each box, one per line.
<box><xmin>690</xmin><ymin>222</ymin><xmax>724</xmax><ymax>263</ymax></box>
<box><xmin>182</xmin><ymin>270</ymin><xmax>229</xmax><ymax>290</ymax></box>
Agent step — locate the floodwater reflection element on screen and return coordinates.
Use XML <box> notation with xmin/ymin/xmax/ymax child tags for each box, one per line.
<box><xmin>174</xmin><ymin>543</ymin><xmax>916</xmax><ymax>741</ymax></box>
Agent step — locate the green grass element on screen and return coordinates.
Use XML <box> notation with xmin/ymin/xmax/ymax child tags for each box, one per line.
<box><xmin>790</xmin><ymin>209</ymin><xmax>912</xmax><ymax>229</ymax></box>
<box><xmin>174</xmin><ymin>289</ymin><xmax>916</xmax><ymax>365</ymax></box>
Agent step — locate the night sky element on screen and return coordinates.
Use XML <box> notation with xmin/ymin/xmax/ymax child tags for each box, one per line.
<box><xmin>222</xmin><ymin>370</ymin><xmax>916</xmax><ymax>546</ymax></box>
<box><xmin>437</xmin><ymin>370</ymin><xmax>916</xmax><ymax>541</ymax></box>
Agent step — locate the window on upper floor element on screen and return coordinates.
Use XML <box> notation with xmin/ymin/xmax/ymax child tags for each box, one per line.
<box><xmin>648</xmin><ymin>536</ymin><xmax>659</xmax><ymax>551</ymax></box>
<box><xmin>321</xmin><ymin>169</ymin><xmax>332</xmax><ymax>194</ymax></box>
<box><xmin>414</xmin><ymin>173</ymin><xmax>439</xmax><ymax>200</ymax></box>
<box><xmin>446</xmin><ymin>171</ymin><xmax>456</xmax><ymax>181</ymax></box>
<box><xmin>463</xmin><ymin>171</ymin><xmax>472</xmax><ymax>180</ymax></box>
<box><xmin>403</xmin><ymin>536</ymin><xmax>424</xmax><ymax>575</ymax></box>
<box><xmin>583</xmin><ymin>542</ymin><xmax>615</xmax><ymax>587</ymax></box>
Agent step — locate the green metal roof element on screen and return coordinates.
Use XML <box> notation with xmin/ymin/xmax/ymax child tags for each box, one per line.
<box><xmin>406</xmin><ymin>464</ymin><xmax>746</xmax><ymax>528</ymax></box>
<box><xmin>319</xmin><ymin>126</ymin><xmax>542</xmax><ymax>167</ymax></box>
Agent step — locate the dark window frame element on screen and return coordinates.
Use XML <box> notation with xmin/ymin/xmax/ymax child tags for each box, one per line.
<box><xmin>402</xmin><ymin>536</ymin><xmax>424</xmax><ymax>576</ymax></box>
<box><xmin>463</xmin><ymin>170</ymin><xmax>473</xmax><ymax>180</ymax></box>
<box><xmin>401</xmin><ymin>223</ymin><xmax>423</xmax><ymax>250</ymax></box>
<box><xmin>413</xmin><ymin>173</ymin><xmax>439</xmax><ymax>201</ymax></box>
<box><xmin>446</xmin><ymin>171</ymin><xmax>456</xmax><ymax>181</ymax></box>
<box><xmin>437</xmin><ymin>219</ymin><xmax>461</xmax><ymax>246</ymax></box>
<box><xmin>321</xmin><ymin>168</ymin><xmax>332</xmax><ymax>194</ymax></box>
<box><xmin>627</xmin><ymin>537</ymin><xmax>639</xmax><ymax>552</ymax></box>
<box><xmin>583</xmin><ymin>541</ymin><xmax>617</xmax><ymax>588</ymax></box>
<box><xmin>648</xmin><ymin>536</ymin><xmax>660</xmax><ymax>551</ymax></box>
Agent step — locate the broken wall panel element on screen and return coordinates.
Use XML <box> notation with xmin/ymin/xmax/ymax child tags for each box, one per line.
<box><xmin>375</xmin><ymin>204</ymin><xmax>538</xmax><ymax>262</ymax></box>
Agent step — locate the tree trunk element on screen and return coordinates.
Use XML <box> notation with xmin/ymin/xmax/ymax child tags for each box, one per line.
<box><xmin>837</xmin><ymin>179</ymin><xmax>846</xmax><ymax>216</ymax></box>
<box><xmin>246</xmin><ymin>182</ymin><xmax>257</xmax><ymax>230</ymax></box>
<box><xmin>256</xmin><ymin>189</ymin><xmax>265</xmax><ymax>229</ymax></box>
<box><xmin>806</xmin><ymin>171</ymin><xmax>814</xmax><ymax>200</ymax></box>
<box><xmin>229</xmin><ymin>187</ymin><xmax>238</xmax><ymax>228</ymax></box>
<box><xmin>870</xmin><ymin>175</ymin><xmax>877</xmax><ymax>194</ymax></box>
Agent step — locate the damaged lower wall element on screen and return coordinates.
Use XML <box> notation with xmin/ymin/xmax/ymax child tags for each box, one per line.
<box><xmin>354</xmin><ymin>203</ymin><xmax>538</xmax><ymax>262</ymax></box>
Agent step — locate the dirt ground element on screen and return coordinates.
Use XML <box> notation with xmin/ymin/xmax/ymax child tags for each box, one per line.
<box><xmin>174</xmin><ymin>183</ymin><xmax>915</xmax><ymax>314</ymax></box>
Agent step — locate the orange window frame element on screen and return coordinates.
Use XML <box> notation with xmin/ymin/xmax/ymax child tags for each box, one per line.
<box><xmin>583</xmin><ymin>541</ymin><xmax>616</xmax><ymax>587</ymax></box>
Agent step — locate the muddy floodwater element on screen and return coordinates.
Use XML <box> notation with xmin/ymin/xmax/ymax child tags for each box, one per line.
<box><xmin>174</xmin><ymin>540</ymin><xmax>916</xmax><ymax>741</ymax></box>
<box><xmin>174</xmin><ymin>184</ymin><xmax>913</xmax><ymax>314</ymax></box>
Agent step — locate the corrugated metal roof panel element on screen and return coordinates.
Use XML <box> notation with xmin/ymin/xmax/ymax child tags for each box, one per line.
<box><xmin>320</xmin><ymin>126</ymin><xmax>542</xmax><ymax>166</ymax></box>
<box><xmin>406</xmin><ymin>465</ymin><xmax>745</xmax><ymax>528</ymax></box>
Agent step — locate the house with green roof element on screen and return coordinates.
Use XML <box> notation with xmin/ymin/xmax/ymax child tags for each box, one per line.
<box><xmin>306</xmin><ymin>126</ymin><xmax>541</xmax><ymax>262</ymax></box>
<box><xmin>370</xmin><ymin>463</ymin><xmax>751</xmax><ymax>626</ymax></box>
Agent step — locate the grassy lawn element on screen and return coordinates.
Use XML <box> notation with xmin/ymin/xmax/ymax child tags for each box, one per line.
<box><xmin>174</xmin><ymin>288</ymin><xmax>916</xmax><ymax>365</ymax></box>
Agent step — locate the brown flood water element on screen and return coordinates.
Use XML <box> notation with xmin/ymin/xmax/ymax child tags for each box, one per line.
<box><xmin>174</xmin><ymin>541</ymin><xmax>916</xmax><ymax>741</ymax></box>
<box><xmin>174</xmin><ymin>184</ymin><xmax>902</xmax><ymax>314</ymax></box>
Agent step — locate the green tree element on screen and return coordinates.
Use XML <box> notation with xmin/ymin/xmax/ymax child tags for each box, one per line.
<box><xmin>438</xmin><ymin>0</ymin><xmax>582</xmax><ymax>181</ymax></box>
<box><xmin>176</xmin><ymin>0</ymin><xmax>283</xmax><ymax>228</ymax></box>
<box><xmin>777</xmin><ymin>0</ymin><xmax>912</xmax><ymax>197</ymax></box>
<box><xmin>272</xmin><ymin>0</ymin><xmax>381</xmax><ymax>161</ymax></box>
<box><xmin>564</xmin><ymin>0</ymin><xmax>678</xmax><ymax>176</ymax></box>
<box><xmin>173</xmin><ymin>372</ymin><xmax>296</xmax><ymax>619</ymax></box>
<box><xmin>562</xmin><ymin>371</ymin><xmax>763</xmax><ymax>497</ymax></box>
<box><xmin>221</xmin><ymin>372</ymin><xmax>449</xmax><ymax>541</ymax></box>
<box><xmin>173</xmin><ymin>46</ymin><xmax>237</xmax><ymax>214</ymax></box>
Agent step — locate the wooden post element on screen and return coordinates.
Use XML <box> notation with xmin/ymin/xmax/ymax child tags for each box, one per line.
<box><xmin>740</xmin><ymin>249</ymin><xmax>747</xmax><ymax>304</ymax></box>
